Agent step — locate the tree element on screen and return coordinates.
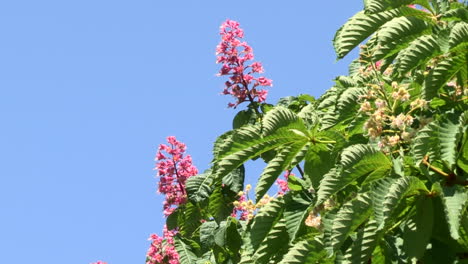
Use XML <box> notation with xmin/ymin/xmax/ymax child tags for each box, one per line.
<box><xmin>146</xmin><ymin>0</ymin><xmax>468</xmax><ymax>263</ymax></box>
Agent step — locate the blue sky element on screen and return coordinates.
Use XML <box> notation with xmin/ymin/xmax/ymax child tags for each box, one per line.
<box><xmin>0</xmin><ymin>1</ymin><xmax>361</xmax><ymax>263</ymax></box>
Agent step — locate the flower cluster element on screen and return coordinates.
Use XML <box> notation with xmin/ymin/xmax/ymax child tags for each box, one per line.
<box><xmin>305</xmin><ymin>212</ymin><xmax>322</xmax><ymax>229</ymax></box>
<box><xmin>146</xmin><ymin>226</ymin><xmax>179</xmax><ymax>264</ymax></box>
<box><xmin>90</xmin><ymin>261</ymin><xmax>107</xmax><ymax>264</ymax></box>
<box><xmin>216</xmin><ymin>19</ymin><xmax>272</xmax><ymax>108</ymax></box>
<box><xmin>359</xmin><ymin>81</ymin><xmax>429</xmax><ymax>151</ymax></box>
<box><xmin>275</xmin><ymin>171</ymin><xmax>290</xmax><ymax>196</ymax></box>
<box><xmin>231</xmin><ymin>184</ymin><xmax>273</xmax><ymax>221</ymax></box>
<box><xmin>146</xmin><ymin>137</ymin><xmax>198</xmax><ymax>264</ymax></box>
<box><xmin>155</xmin><ymin>136</ymin><xmax>198</xmax><ymax>216</ymax></box>
<box><xmin>231</xmin><ymin>172</ymin><xmax>291</xmax><ymax>220</ymax></box>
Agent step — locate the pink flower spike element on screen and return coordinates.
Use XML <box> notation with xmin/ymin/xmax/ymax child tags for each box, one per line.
<box><xmin>216</xmin><ymin>19</ymin><xmax>272</xmax><ymax>107</ymax></box>
<box><xmin>251</xmin><ymin>62</ymin><xmax>264</xmax><ymax>73</ymax></box>
<box><xmin>257</xmin><ymin>77</ymin><xmax>272</xmax><ymax>87</ymax></box>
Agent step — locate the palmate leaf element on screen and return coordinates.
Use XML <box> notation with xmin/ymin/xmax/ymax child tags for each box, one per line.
<box><xmin>255</xmin><ymin>142</ymin><xmax>310</xmax><ymax>202</ymax></box>
<box><xmin>222</xmin><ymin>165</ymin><xmax>245</xmax><ymax>194</ymax></box>
<box><xmin>186</xmin><ymin>170</ymin><xmax>215</xmax><ymax>203</ymax></box>
<box><xmin>363</xmin><ymin>0</ymin><xmax>389</xmax><ymax>14</ymax></box>
<box><xmin>424</xmin><ymin>51</ymin><xmax>467</xmax><ymax>100</ymax></box>
<box><xmin>316</xmin><ymin>144</ymin><xmax>392</xmax><ymax>206</ymax></box>
<box><xmin>262</xmin><ymin>106</ymin><xmax>304</xmax><ymax>136</ymax></box>
<box><xmin>179</xmin><ymin>202</ymin><xmax>202</xmax><ymax>236</ymax></box>
<box><xmin>277</xmin><ymin>236</ymin><xmax>330</xmax><ymax>264</ymax></box>
<box><xmin>371</xmin><ymin>177</ymin><xmax>396</xmax><ymax>225</ymax></box>
<box><xmin>304</xmin><ymin>130</ymin><xmax>346</xmax><ymax>189</ymax></box>
<box><xmin>438</xmin><ymin>114</ymin><xmax>465</xmax><ymax>170</ymax></box>
<box><xmin>334</xmin><ymin>9</ymin><xmax>401</xmax><ymax>59</ymax></box>
<box><xmin>199</xmin><ymin>221</ymin><xmax>218</xmax><ymax>249</ymax></box>
<box><xmin>252</xmin><ymin>218</ymin><xmax>288</xmax><ymax>264</ymax></box>
<box><xmin>214</xmin><ymin>125</ymin><xmax>307</xmax><ymax>181</ymax></box>
<box><xmin>283</xmin><ymin>192</ymin><xmax>312</xmax><ymax>242</ymax></box>
<box><xmin>376</xmin><ymin>16</ymin><xmax>429</xmax><ymax>45</ymax></box>
<box><xmin>342</xmin><ymin>220</ymin><xmax>380</xmax><ymax>264</ymax></box>
<box><xmin>208</xmin><ymin>186</ymin><xmax>235</xmax><ymax>223</ymax></box>
<box><xmin>363</xmin><ymin>0</ymin><xmax>424</xmax><ymax>14</ymax></box>
<box><xmin>336</xmin><ymin>87</ymin><xmax>368</xmax><ymax>118</ymax></box>
<box><xmin>441</xmin><ymin>185</ymin><xmax>468</xmax><ymax>240</ymax></box>
<box><xmin>449</xmin><ymin>22</ymin><xmax>468</xmax><ymax>50</ymax></box>
<box><xmin>297</xmin><ymin>104</ymin><xmax>320</xmax><ymax>129</ymax></box>
<box><xmin>411</xmin><ymin>122</ymin><xmax>439</xmax><ymax>164</ymax></box>
<box><xmin>317</xmin><ymin>85</ymin><xmax>368</xmax><ymax>129</ymax></box>
<box><xmin>327</xmin><ymin>193</ymin><xmax>373</xmax><ymax>253</ymax></box>
<box><xmin>394</xmin><ymin>34</ymin><xmax>441</xmax><ymax>76</ymax></box>
<box><xmin>381</xmin><ymin>176</ymin><xmax>428</xmax><ymax>230</ymax></box>
<box><xmin>401</xmin><ymin>195</ymin><xmax>434</xmax><ymax>260</ymax></box>
<box><xmin>412</xmin><ymin>112</ymin><xmax>467</xmax><ymax>170</ymax></box>
<box><xmin>249</xmin><ymin>197</ymin><xmax>285</xmax><ymax>251</ymax></box>
<box><xmin>441</xmin><ymin>7</ymin><xmax>468</xmax><ymax>22</ymax></box>
<box><xmin>174</xmin><ymin>236</ymin><xmax>199</xmax><ymax>264</ymax></box>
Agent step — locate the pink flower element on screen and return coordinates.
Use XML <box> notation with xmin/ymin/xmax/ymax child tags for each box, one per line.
<box><xmin>276</xmin><ymin>172</ymin><xmax>290</xmax><ymax>196</ymax></box>
<box><xmin>90</xmin><ymin>262</ymin><xmax>107</xmax><ymax>264</ymax></box>
<box><xmin>216</xmin><ymin>19</ymin><xmax>273</xmax><ymax>108</ymax></box>
<box><xmin>155</xmin><ymin>136</ymin><xmax>198</xmax><ymax>217</ymax></box>
<box><xmin>256</xmin><ymin>77</ymin><xmax>273</xmax><ymax>87</ymax></box>
<box><xmin>251</xmin><ymin>62</ymin><xmax>264</xmax><ymax>73</ymax></box>
<box><xmin>146</xmin><ymin>226</ymin><xmax>180</xmax><ymax>264</ymax></box>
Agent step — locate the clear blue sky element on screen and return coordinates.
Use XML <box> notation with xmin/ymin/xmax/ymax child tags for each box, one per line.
<box><xmin>0</xmin><ymin>1</ymin><xmax>361</xmax><ymax>263</ymax></box>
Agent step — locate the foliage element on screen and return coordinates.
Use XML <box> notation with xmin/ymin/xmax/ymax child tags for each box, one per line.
<box><xmin>148</xmin><ymin>1</ymin><xmax>468</xmax><ymax>263</ymax></box>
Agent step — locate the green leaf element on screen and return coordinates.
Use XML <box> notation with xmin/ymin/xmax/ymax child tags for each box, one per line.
<box><xmin>208</xmin><ymin>186</ymin><xmax>235</xmax><ymax>223</ymax></box>
<box><xmin>438</xmin><ymin>115</ymin><xmax>464</xmax><ymax>170</ymax></box>
<box><xmin>262</xmin><ymin>106</ymin><xmax>305</xmax><ymax>136</ymax></box>
<box><xmin>186</xmin><ymin>170</ymin><xmax>215</xmax><ymax>203</ymax></box>
<box><xmin>442</xmin><ymin>185</ymin><xmax>468</xmax><ymax>240</ymax></box>
<box><xmin>449</xmin><ymin>22</ymin><xmax>468</xmax><ymax>50</ymax></box>
<box><xmin>175</xmin><ymin>236</ymin><xmax>199</xmax><ymax>264</ymax></box>
<box><xmin>200</xmin><ymin>221</ymin><xmax>218</xmax><ymax>249</ymax></box>
<box><xmin>297</xmin><ymin>104</ymin><xmax>319</xmax><ymax>128</ymax></box>
<box><xmin>179</xmin><ymin>202</ymin><xmax>202</xmax><ymax>236</ymax></box>
<box><xmin>214</xmin><ymin>125</ymin><xmax>306</xmax><ymax>180</ymax></box>
<box><xmin>381</xmin><ymin>176</ymin><xmax>428</xmax><ymax>230</ymax></box>
<box><xmin>233</xmin><ymin>108</ymin><xmax>258</xmax><ymax>129</ymax></box>
<box><xmin>166</xmin><ymin>209</ymin><xmax>179</xmax><ymax>230</ymax></box>
<box><xmin>316</xmin><ymin>144</ymin><xmax>391</xmax><ymax>206</ymax></box>
<box><xmin>412</xmin><ymin>113</ymin><xmax>466</xmax><ymax>171</ymax></box>
<box><xmin>255</xmin><ymin>142</ymin><xmax>310</xmax><ymax>202</ymax></box>
<box><xmin>394</xmin><ymin>34</ymin><xmax>440</xmax><ymax>76</ymax></box>
<box><xmin>342</xmin><ymin>220</ymin><xmax>380</xmax><ymax>264</ymax></box>
<box><xmin>411</xmin><ymin>122</ymin><xmax>439</xmax><ymax>165</ymax></box>
<box><xmin>376</xmin><ymin>16</ymin><xmax>429</xmax><ymax>46</ymax></box>
<box><xmin>304</xmin><ymin>131</ymin><xmax>345</xmax><ymax>189</ymax></box>
<box><xmin>441</xmin><ymin>7</ymin><xmax>468</xmax><ymax>22</ymax></box>
<box><xmin>252</xmin><ymin>218</ymin><xmax>289</xmax><ymax>264</ymax></box>
<box><xmin>401</xmin><ymin>195</ymin><xmax>434</xmax><ymax>260</ymax></box>
<box><xmin>225</xmin><ymin>217</ymin><xmax>242</xmax><ymax>262</ymax></box>
<box><xmin>277</xmin><ymin>236</ymin><xmax>329</xmax><ymax>264</ymax></box>
<box><xmin>327</xmin><ymin>193</ymin><xmax>373</xmax><ymax>253</ymax></box>
<box><xmin>424</xmin><ymin>52</ymin><xmax>467</xmax><ymax>100</ymax></box>
<box><xmin>333</xmin><ymin>9</ymin><xmax>401</xmax><ymax>59</ymax></box>
<box><xmin>283</xmin><ymin>192</ymin><xmax>312</xmax><ymax>241</ymax></box>
<box><xmin>249</xmin><ymin>197</ymin><xmax>285</xmax><ymax>251</ymax></box>
<box><xmin>222</xmin><ymin>165</ymin><xmax>245</xmax><ymax>194</ymax></box>
<box><xmin>371</xmin><ymin>177</ymin><xmax>396</xmax><ymax>225</ymax></box>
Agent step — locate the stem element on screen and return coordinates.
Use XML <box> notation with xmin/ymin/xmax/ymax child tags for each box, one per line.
<box><xmin>295</xmin><ymin>164</ymin><xmax>305</xmax><ymax>178</ymax></box>
<box><xmin>171</xmin><ymin>151</ymin><xmax>186</xmax><ymax>196</ymax></box>
<box><xmin>315</xmin><ymin>140</ymin><xmax>336</xmax><ymax>144</ymax></box>
<box><xmin>422</xmin><ymin>155</ymin><xmax>449</xmax><ymax>178</ymax></box>
<box><xmin>242</xmin><ymin>77</ymin><xmax>261</xmax><ymax>116</ymax></box>
<box><xmin>369</xmin><ymin>60</ymin><xmax>393</xmax><ymax>114</ymax></box>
